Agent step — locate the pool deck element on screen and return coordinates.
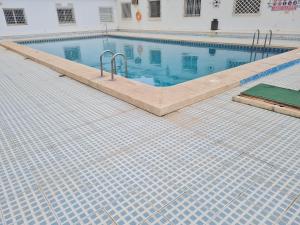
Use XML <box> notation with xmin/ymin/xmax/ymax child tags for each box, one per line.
<box><xmin>1</xmin><ymin>32</ymin><xmax>300</xmax><ymax>116</ymax></box>
<box><xmin>0</xmin><ymin>42</ymin><xmax>300</xmax><ymax>225</ymax></box>
<box><xmin>109</xmin><ymin>31</ymin><xmax>300</xmax><ymax>48</ymax></box>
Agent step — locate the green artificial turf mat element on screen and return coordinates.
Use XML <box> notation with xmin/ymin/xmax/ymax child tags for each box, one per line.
<box><xmin>241</xmin><ymin>83</ymin><xmax>300</xmax><ymax>109</ymax></box>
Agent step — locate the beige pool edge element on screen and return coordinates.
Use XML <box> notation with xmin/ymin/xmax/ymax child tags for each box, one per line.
<box><xmin>1</xmin><ymin>38</ymin><xmax>300</xmax><ymax>116</ymax></box>
<box><xmin>233</xmin><ymin>95</ymin><xmax>300</xmax><ymax>118</ymax></box>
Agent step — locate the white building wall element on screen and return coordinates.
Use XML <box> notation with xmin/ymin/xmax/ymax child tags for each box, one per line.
<box><xmin>0</xmin><ymin>0</ymin><xmax>299</xmax><ymax>37</ymax></box>
<box><xmin>0</xmin><ymin>0</ymin><xmax>118</xmax><ymax>37</ymax></box>
<box><xmin>117</xmin><ymin>0</ymin><xmax>300</xmax><ymax>34</ymax></box>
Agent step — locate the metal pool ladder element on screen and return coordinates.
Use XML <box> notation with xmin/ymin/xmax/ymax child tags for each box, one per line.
<box><xmin>262</xmin><ymin>30</ymin><xmax>273</xmax><ymax>58</ymax></box>
<box><xmin>100</xmin><ymin>50</ymin><xmax>114</xmax><ymax>77</ymax></box>
<box><xmin>251</xmin><ymin>29</ymin><xmax>260</xmax><ymax>49</ymax></box>
<box><xmin>111</xmin><ymin>53</ymin><xmax>128</xmax><ymax>80</ymax></box>
<box><xmin>250</xmin><ymin>29</ymin><xmax>260</xmax><ymax>62</ymax></box>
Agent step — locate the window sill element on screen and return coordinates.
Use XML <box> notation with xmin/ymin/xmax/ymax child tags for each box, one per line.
<box><xmin>58</xmin><ymin>23</ymin><xmax>77</xmax><ymax>26</ymax></box>
<box><xmin>184</xmin><ymin>15</ymin><xmax>201</xmax><ymax>17</ymax></box>
<box><xmin>6</xmin><ymin>23</ymin><xmax>27</xmax><ymax>26</ymax></box>
<box><xmin>232</xmin><ymin>13</ymin><xmax>261</xmax><ymax>16</ymax></box>
<box><xmin>148</xmin><ymin>17</ymin><xmax>161</xmax><ymax>21</ymax></box>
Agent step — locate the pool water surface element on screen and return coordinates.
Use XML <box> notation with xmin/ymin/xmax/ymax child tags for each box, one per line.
<box><xmin>24</xmin><ymin>36</ymin><xmax>285</xmax><ymax>87</ymax></box>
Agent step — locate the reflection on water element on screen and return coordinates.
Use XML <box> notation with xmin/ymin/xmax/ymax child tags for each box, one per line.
<box><xmin>64</xmin><ymin>46</ymin><xmax>81</xmax><ymax>62</ymax></box>
<box><xmin>135</xmin><ymin>57</ymin><xmax>142</xmax><ymax>64</ymax></box>
<box><xmin>103</xmin><ymin>40</ymin><xmax>116</xmax><ymax>53</ymax></box>
<box><xmin>27</xmin><ymin>37</ymin><xmax>279</xmax><ymax>87</ymax></box>
<box><xmin>209</xmin><ymin>48</ymin><xmax>216</xmax><ymax>56</ymax></box>
<box><xmin>182</xmin><ymin>54</ymin><xmax>198</xmax><ymax>74</ymax></box>
<box><xmin>150</xmin><ymin>50</ymin><xmax>162</xmax><ymax>66</ymax></box>
<box><xmin>124</xmin><ymin>45</ymin><xmax>134</xmax><ymax>60</ymax></box>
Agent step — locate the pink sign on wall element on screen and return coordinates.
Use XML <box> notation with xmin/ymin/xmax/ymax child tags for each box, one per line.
<box><xmin>268</xmin><ymin>0</ymin><xmax>299</xmax><ymax>11</ymax></box>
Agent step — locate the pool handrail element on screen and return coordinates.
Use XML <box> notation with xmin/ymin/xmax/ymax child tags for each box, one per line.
<box><xmin>100</xmin><ymin>50</ymin><xmax>114</xmax><ymax>77</ymax></box>
<box><xmin>111</xmin><ymin>53</ymin><xmax>128</xmax><ymax>81</ymax></box>
<box><xmin>268</xmin><ymin>30</ymin><xmax>273</xmax><ymax>46</ymax></box>
<box><xmin>262</xmin><ymin>30</ymin><xmax>273</xmax><ymax>58</ymax></box>
<box><xmin>250</xmin><ymin>29</ymin><xmax>260</xmax><ymax>62</ymax></box>
<box><xmin>251</xmin><ymin>29</ymin><xmax>260</xmax><ymax>49</ymax></box>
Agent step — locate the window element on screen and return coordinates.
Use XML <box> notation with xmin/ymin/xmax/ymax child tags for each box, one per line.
<box><xmin>121</xmin><ymin>3</ymin><xmax>132</xmax><ymax>18</ymax></box>
<box><xmin>233</xmin><ymin>0</ymin><xmax>261</xmax><ymax>15</ymax></box>
<box><xmin>99</xmin><ymin>7</ymin><xmax>113</xmax><ymax>22</ymax></box>
<box><xmin>3</xmin><ymin>8</ymin><xmax>26</xmax><ymax>25</ymax></box>
<box><xmin>57</xmin><ymin>7</ymin><xmax>76</xmax><ymax>24</ymax></box>
<box><xmin>149</xmin><ymin>0</ymin><xmax>160</xmax><ymax>18</ymax></box>
<box><xmin>184</xmin><ymin>0</ymin><xmax>201</xmax><ymax>17</ymax></box>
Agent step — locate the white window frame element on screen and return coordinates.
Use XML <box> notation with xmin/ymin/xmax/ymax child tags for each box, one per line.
<box><xmin>121</xmin><ymin>2</ymin><xmax>132</xmax><ymax>19</ymax></box>
<box><xmin>233</xmin><ymin>0</ymin><xmax>262</xmax><ymax>16</ymax></box>
<box><xmin>56</xmin><ymin>7</ymin><xmax>76</xmax><ymax>25</ymax></box>
<box><xmin>3</xmin><ymin>8</ymin><xmax>27</xmax><ymax>26</ymax></box>
<box><xmin>149</xmin><ymin>0</ymin><xmax>161</xmax><ymax>18</ymax></box>
<box><xmin>184</xmin><ymin>0</ymin><xmax>201</xmax><ymax>17</ymax></box>
<box><xmin>99</xmin><ymin>7</ymin><xmax>114</xmax><ymax>23</ymax></box>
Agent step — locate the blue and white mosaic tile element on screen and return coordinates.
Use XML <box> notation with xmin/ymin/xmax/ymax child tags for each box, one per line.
<box><xmin>0</xmin><ymin>46</ymin><xmax>300</xmax><ymax>225</ymax></box>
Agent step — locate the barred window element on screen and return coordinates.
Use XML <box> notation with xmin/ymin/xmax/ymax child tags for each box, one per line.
<box><xmin>3</xmin><ymin>8</ymin><xmax>27</xmax><ymax>25</ymax></box>
<box><xmin>57</xmin><ymin>7</ymin><xmax>76</xmax><ymax>24</ymax></box>
<box><xmin>149</xmin><ymin>0</ymin><xmax>160</xmax><ymax>18</ymax></box>
<box><xmin>121</xmin><ymin>3</ymin><xmax>132</xmax><ymax>18</ymax></box>
<box><xmin>99</xmin><ymin>7</ymin><xmax>113</xmax><ymax>22</ymax></box>
<box><xmin>233</xmin><ymin>0</ymin><xmax>261</xmax><ymax>15</ymax></box>
<box><xmin>184</xmin><ymin>0</ymin><xmax>201</xmax><ymax>17</ymax></box>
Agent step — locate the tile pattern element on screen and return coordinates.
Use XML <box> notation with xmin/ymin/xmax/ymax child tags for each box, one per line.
<box><xmin>240</xmin><ymin>58</ymin><xmax>300</xmax><ymax>85</ymax></box>
<box><xmin>19</xmin><ymin>35</ymin><xmax>290</xmax><ymax>53</ymax></box>
<box><xmin>118</xmin><ymin>30</ymin><xmax>300</xmax><ymax>42</ymax></box>
<box><xmin>0</xmin><ymin>46</ymin><xmax>300</xmax><ymax>225</ymax></box>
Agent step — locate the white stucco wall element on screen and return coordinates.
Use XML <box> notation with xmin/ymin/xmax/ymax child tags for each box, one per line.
<box><xmin>0</xmin><ymin>0</ymin><xmax>299</xmax><ymax>37</ymax></box>
<box><xmin>0</xmin><ymin>0</ymin><xmax>118</xmax><ymax>36</ymax></box>
<box><xmin>116</xmin><ymin>0</ymin><xmax>300</xmax><ymax>34</ymax></box>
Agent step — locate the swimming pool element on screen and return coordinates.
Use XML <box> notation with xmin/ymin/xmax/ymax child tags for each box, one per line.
<box><xmin>23</xmin><ymin>35</ymin><xmax>287</xmax><ymax>87</ymax></box>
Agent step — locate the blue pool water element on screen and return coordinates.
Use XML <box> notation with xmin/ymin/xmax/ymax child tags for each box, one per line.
<box><xmin>23</xmin><ymin>36</ymin><xmax>286</xmax><ymax>87</ymax></box>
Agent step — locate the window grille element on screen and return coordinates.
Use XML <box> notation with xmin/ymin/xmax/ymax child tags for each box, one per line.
<box><xmin>3</xmin><ymin>8</ymin><xmax>26</xmax><ymax>25</ymax></box>
<box><xmin>99</xmin><ymin>7</ymin><xmax>113</xmax><ymax>22</ymax></box>
<box><xmin>233</xmin><ymin>0</ymin><xmax>261</xmax><ymax>15</ymax></box>
<box><xmin>57</xmin><ymin>7</ymin><xmax>76</xmax><ymax>24</ymax></box>
<box><xmin>149</xmin><ymin>0</ymin><xmax>160</xmax><ymax>18</ymax></box>
<box><xmin>184</xmin><ymin>0</ymin><xmax>201</xmax><ymax>17</ymax></box>
<box><xmin>121</xmin><ymin>3</ymin><xmax>132</xmax><ymax>18</ymax></box>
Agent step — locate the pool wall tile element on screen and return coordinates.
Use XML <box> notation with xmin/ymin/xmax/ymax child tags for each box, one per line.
<box><xmin>240</xmin><ymin>58</ymin><xmax>300</xmax><ymax>85</ymax></box>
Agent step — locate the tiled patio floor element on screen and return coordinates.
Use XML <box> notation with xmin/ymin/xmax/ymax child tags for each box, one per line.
<box><xmin>0</xmin><ymin>46</ymin><xmax>299</xmax><ymax>225</ymax></box>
